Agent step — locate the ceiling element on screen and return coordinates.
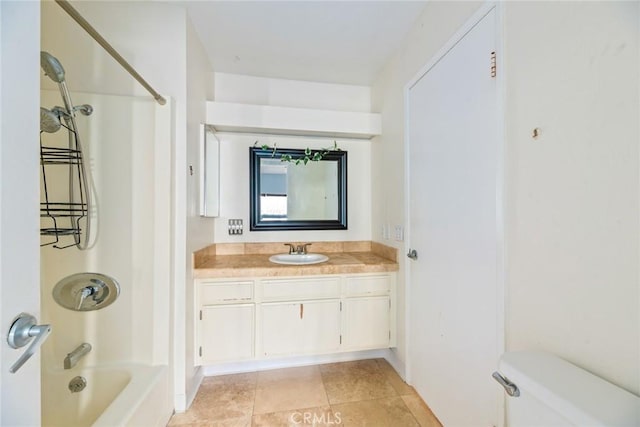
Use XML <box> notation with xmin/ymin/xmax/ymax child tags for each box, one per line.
<box><xmin>179</xmin><ymin>1</ymin><xmax>428</xmax><ymax>86</ymax></box>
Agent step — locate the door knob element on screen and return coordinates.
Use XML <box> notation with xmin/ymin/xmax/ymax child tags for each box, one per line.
<box><xmin>407</xmin><ymin>249</ymin><xmax>418</xmax><ymax>260</ymax></box>
<box><xmin>7</xmin><ymin>313</ymin><xmax>51</xmax><ymax>373</ymax></box>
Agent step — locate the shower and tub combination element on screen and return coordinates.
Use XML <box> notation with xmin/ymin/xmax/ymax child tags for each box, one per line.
<box><xmin>39</xmin><ymin>49</ymin><xmax>172</xmax><ymax>426</ymax></box>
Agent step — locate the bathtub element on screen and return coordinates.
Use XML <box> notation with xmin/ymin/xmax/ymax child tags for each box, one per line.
<box><xmin>42</xmin><ymin>364</ymin><xmax>171</xmax><ymax>427</ymax></box>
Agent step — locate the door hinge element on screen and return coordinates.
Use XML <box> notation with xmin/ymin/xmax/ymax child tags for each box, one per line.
<box><xmin>199</xmin><ymin>346</ymin><xmax>202</xmax><ymax>357</ymax></box>
<box><xmin>490</xmin><ymin>51</ymin><xmax>497</xmax><ymax>78</ymax></box>
<box><xmin>199</xmin><ymin>310</ymin><xmax>202</xmax><ymax>320</ymax></box>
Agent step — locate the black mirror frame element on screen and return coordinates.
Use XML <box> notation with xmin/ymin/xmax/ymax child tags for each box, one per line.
<box><xmin>250</xmin><ymin>147</ymin><xmax>348</xmax><ymax>231</ymax></box>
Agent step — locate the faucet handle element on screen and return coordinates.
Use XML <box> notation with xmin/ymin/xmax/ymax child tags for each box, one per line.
<box><xmin>284</xmin><ymin>243</ymin><xmax>296</xmax><ymax>254</ymax></box>
<box><xmin>299</xmin><ymin>243</ymin><xmax>312</xmax><ymax>254</ymax></box>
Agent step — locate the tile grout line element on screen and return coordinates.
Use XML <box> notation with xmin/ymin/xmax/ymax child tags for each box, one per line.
<box><xmin>399</xmin><ymin>396</ymin><xmax>423</xmax><ymax>427</ymax></box>
<box><xmin>251</xmin><ymin>370</ymin><xmax>259</xmax><ymax>424</ymax></box>
<box><xmin>318</xmin><ymin>362</ymin><xmax>338</xmax><ymax>423</ymax></box>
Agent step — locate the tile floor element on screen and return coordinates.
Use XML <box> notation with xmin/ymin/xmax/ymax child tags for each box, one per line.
<box><xmin>168</xmin><ymin>358</ymin><xmax>442</xmax><ymax>426</ymax></box>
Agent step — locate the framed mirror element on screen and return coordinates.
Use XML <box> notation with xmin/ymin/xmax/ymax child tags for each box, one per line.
<box><xmin>250</xmin><ymin>147</ymin><xmax>347</xmax><ymax>231</ymax></box>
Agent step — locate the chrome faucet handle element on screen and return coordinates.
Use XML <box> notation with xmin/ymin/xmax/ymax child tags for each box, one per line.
<box><xmin>76</xmin><ymin>286</ymin><xmax>94</xmax><ymax>310</ymax></box>
<box><xmin>75</xmin><ymin>283</ymin><xmax>106</xmax><ymax>310</ymax></box>
<box><xmin>284</xmin><ymin>243</ymin><xmax>296</xmax><ymax>254</ymax></box>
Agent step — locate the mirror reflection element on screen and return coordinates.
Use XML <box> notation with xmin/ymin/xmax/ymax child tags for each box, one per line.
<box><xmin>250</xmin><ymin>148</ymin><xmax>347</xmax><ymax>231</ymax></box>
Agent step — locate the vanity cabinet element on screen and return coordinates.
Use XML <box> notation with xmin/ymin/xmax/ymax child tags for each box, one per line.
<box><xmin>261</xmin><ymin>300</ymin><xmax>341</xmax><ymax>356</ymax></box>
<box><xmin>197</xmin><ymin>280</ymin><xmax>255</xmax><ymax>364</ymax></box>
<box><xmin>260</xmin><ymin>276</ymin><xmax>342</xmax><ymax>357</ymax></box>
<box><xmin>342</xmin><ymin>275</ymin><xmax>393</xmax><ymax>350</ymax></box>
<box><xmin>195</xmin><ymin>273</ymin><xmax>395</xmax><ymax>365</ymax></box>
<box><xmin>200</xmin><ymin>304</ymin><xmax>254</xmax><ymax>363</ymax></box>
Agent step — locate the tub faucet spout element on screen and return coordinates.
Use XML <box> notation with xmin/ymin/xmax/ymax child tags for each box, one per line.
<box><xmin>64</xmin><ymin>343</ymin><xmax>91</xmax><ymax>369</ymax></box>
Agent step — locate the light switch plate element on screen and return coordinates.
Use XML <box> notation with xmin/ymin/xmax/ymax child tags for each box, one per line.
<box><xmin>228</xmin><ymin>219</ymin><xmax>243</xmax><ymax>235</ymax></box>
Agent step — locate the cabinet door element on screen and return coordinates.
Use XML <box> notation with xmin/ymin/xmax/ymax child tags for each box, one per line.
<box><xmin>343</xmin><ymin>296</ymin><xmax>390</xmax><ymax>350</ymax></box>
<box><xmin>261</xmin><ymin>300</ymin><xmax>341</xmax><ymax>357</ymax></box>
<box><xmin>199</xmin><ymin>303</ymin><xmax>254</xmax><ymax>364</ymax></box>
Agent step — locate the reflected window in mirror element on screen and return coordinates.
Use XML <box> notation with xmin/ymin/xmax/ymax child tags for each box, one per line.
<box><xmin>250</xmin><ymin>147</ymin><xmax>347</xmax><ymax>231</ymax></box>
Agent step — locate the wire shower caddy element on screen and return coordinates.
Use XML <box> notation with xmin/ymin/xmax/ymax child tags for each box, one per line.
<box><xmin>40</xmin><ymin>51</ymin><xmax>93</xmax><ymax>250</ymax></box>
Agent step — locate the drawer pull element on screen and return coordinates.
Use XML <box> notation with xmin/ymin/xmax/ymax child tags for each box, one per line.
<box><xmin>300</xmin><ymin>303</ymin><xmax>304</xmax><ymax>319</ymax></box>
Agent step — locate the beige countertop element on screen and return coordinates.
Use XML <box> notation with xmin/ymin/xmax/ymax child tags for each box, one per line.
<box><xmin>193</xmin><ymin>241</ymin><xmax>399</xmax><ymax>279</ymax></box>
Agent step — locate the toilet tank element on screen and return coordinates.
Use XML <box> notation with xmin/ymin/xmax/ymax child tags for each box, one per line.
<box><xmin>496</xmin><ymin>351</ymin><xmax>640</xmax><ymax>426</ymax></box>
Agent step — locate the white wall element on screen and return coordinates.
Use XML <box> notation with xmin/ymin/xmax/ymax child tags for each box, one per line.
<box><xmin>503</xmin><ymin>1</ymin><xmax>639</xmax><ymax>394</ymax></box>
<box><xmin>211</xmin><ymin>74</ymin><xmax>373</xmax><ymax>244</ymax></box>
<box><xmin>184</xmin><ymin>17</ymin><xmax>215</xmax><ymax>409</ymax></box>
<box><xmin>373</xmin><ymin>0</ymin><xmax>640</xmax><ymax>396</ymax></box>
<box><xmin>371</xmin><ymin>0</ymin><xmax>484</xmax><ymax>370</ymax></box>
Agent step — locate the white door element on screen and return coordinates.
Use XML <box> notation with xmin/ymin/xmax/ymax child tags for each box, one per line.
<box><xmin>0</xmin><ymin>2</ymin><xmax>43</xmax><ymax>425</ymax></box>
<box><xmin>407</xmin><ymin>7</ymin><xmax>502</xmax><ymax>427</ymax></box>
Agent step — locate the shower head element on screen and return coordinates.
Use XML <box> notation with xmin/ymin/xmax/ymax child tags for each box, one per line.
<box><xmin>73</xmin><ymin>104</ymin><xmax>93</xmax><ymax>116</ymax></box>
<box><xmin>40</xmin><ymin>51</ymin><xmax>65</xmax><ymax>83</ymax></box>
<box><xmin>40</xmin><ymin>107</ymin><xmax>61</xmax><ymax>133</ymax></box>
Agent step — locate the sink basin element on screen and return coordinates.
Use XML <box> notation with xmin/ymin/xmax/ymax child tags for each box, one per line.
<box><xmin>269</xmin><ymin>253</ymin><xmax>329</xmax><ymax>265</ymax></box>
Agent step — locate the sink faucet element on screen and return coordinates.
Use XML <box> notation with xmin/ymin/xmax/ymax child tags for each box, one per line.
<box><xmin>64</xmin><ymin>343</ymin><xmax>91</xmax><ymax>369</ymax></box>
<box><xmin>283</xmin><ymin>243</ymin><xmax>312</xmax><ymax>255</ymax></box>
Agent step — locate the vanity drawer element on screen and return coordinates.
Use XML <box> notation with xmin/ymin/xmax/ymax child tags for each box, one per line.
<box><xmin>200</xmin><ymin>281</ymin><xmax>254</xmax><ymax>304</ymax></box>
<box><xmin>344</xmin><ymin>275</ymin><xmax>391</xmax><ymax>297</ymax></box>
<box><xmin>261</xmin><ymin>277</ymin><xmax>341</xmax><ymax>301</ymax></box>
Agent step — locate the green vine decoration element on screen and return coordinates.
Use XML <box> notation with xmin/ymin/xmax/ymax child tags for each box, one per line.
<box><xmin>255</xmin><ymin>141</ymin><xmax>341</xmax><ymax>165</ymax></box>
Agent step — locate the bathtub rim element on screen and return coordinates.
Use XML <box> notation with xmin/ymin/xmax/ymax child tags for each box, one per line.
<box><xmin>93</xmin><ymin>363</ymin><xmax>167</xmax><ymax>427</ymax></box>
<box><xmin>42</xmin><ymin>362</ymin><xmax>169</xmax><ymax>427</ymax></box>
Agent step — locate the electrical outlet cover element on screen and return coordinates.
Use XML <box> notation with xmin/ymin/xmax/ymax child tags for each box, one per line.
<box><xmin>394</xmin><ymin>225</ymin><xmax>404</xmax><ymax>241</ymax></box>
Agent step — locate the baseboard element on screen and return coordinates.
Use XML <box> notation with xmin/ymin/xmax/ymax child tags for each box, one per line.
<box><xmin>186</xmin><ymin>366</ymin><xmax>204</xmax><ymax>409</ymax></box>
<box><xmin>383</xmin><ymin>348</ymin><xmax>407</xmax><ymax>381</ymax></box>
<box><xmin>201</xmin><ymin>349</ymin><xmax>395</xmax><ymax>376</ymax></box>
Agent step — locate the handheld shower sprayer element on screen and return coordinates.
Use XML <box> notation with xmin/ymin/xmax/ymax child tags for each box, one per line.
<box><xmin>40</xmin><ymin>107</ymin><xmax>62</xmax><ymax>134</ymax></box>
<box><xmin>40</xmin><ymin>51</ymin><xmax>66</xmax><ymax>84</ymax></box>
